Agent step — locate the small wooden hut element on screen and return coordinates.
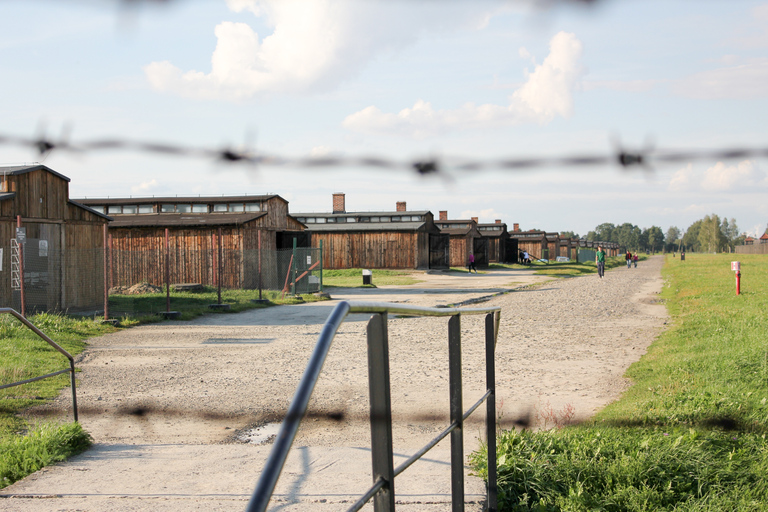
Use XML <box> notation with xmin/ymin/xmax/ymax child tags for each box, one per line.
<box><xmin>435</xmin><ymin>212</ymin><xmax>487</xmax><ymax>268</ymax></box>
<box><xmin>294</xmin><ymin>195</ymin><xmax>448</xmax><ymax>270</ymax></box>
<box><xmin>1</xmin><ymin>164</ymin><xmax>110</xmax><ymax>313</ymax></box>
<box><xmin>477</xmin><ymin>220</ymin><xmax>513</xmax><ymax>263</ymax></box>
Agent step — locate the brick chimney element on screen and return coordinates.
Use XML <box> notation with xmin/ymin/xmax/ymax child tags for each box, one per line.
<box><xmin>513</xmin><ymin>223</ymin><xmax>520</xmax><ymax>232</ymax></box>
<box><xmin>495</xmin><ymin>219</ymin><xmax>501</xmax><ymax>224</ymax></box>
<box><xmin>396</xmin><ymin>201</ymin><xmax>406</xmax><ymax>212</ymax></box>
<box><xmin>439</xmin><ymin>211</ymin><xmax>447</xmax><ymax>220</ymax></box>
<box><xmin>332</xmin><ymin>193</ymin><xmax>345</xmax><ymax>213</ymax></box>
<box><xmin>471</xmin><ymin>217</ymin><xmax>478</xmax><ymax>224</ymax></box>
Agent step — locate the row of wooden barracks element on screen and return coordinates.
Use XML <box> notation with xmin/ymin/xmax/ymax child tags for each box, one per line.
<box><xmin>1</xmin><ymin>165</ymin><xmax>619</xmax><ymax>312</ymax></box>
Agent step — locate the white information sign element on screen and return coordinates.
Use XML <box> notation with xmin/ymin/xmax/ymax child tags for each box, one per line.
<box><xmin>39</xmin><ymin>240</ymin><xmax>48</xmax><ymax>257</ymax></box>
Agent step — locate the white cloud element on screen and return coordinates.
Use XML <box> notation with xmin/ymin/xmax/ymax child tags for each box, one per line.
<box><xmin>668</xmin><ymin>163</ymin><xmax>694</xmax><ymax>192</ymax></box>
<box><xmin>144</xmin><ymin>0</ymin><xmax>501</xmax><ymax>100</ymax></box>
<box><xmin>671</xmin><ymin>58</ymin><xmax>768</xmax><ymax>99</ymax></box>
<box><xmin>701</xmin><ymin>160</ymin><xmax>766</xmax><ymax>191</ymax></box>
<box><xmin>131</xmin><ymin>179</ymin><xmax>159</xmax><ymax>194</ymax></box>
<box><xmin>343</xmin><ymin>31</ymin><xmax>585</xmax><ymax>137</ymax></box>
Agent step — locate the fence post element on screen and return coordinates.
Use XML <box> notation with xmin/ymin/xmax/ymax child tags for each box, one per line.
<box><xmin>218</xmin><ymin>227</ymin><xmax>223</xmax><ymax>304</ymax></box>
<box><xmin>485</xmin><ymin>312</ymin><xmax>498</xmax><ymax>512</ymax></box>
<box><xmin>165</xmin><ymin>228</ymin><xmax>170</xmax><ymax>313</ymax></box>
<box><xmin>319</xmin><ymin>240</ymin><xmax>323</xmax><ymax>292</ymax></box>
<box><xmin>16</xmin><ymin>215</ymin><xmax>25</xmax><ymax>317</ymax></box>
<box><xmin>448</xmin><ymin>314</ymin><xmax>464</xmax><ymax>512</ymax></box>
<box><xmin>291</xmin><ymin>238</ymin><xmax>297</xmax><ymax>296</ymax></box>
<box><xmin>103</xmin><ymin>224</ymin><xmax>109</xmax><ymax>321</ymax></box>
<box><xmin>258</xmin><ymin>229</ymin><xmax>263</xmax><ymax>301</ymax></box>
<box><xmin>367</xmin><ymin>312</ymin><xmax>395</xmax><ymax>512</ymax></box>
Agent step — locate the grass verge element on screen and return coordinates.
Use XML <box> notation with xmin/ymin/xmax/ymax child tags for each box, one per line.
<box><xmin>110</xmin><ymin>287</ymin><xmax>327</xmax><ymax>325</ymax></box>
<box><xmin>491</xmin><ymin>256</ymin><xmax>633</xmax><ymax>277</ymax></box>
<box><xmin>470</xmin><ymin>253</ymin><xmax>768</xmax><ymax>511</ymax></box>
<box><xmin>1</xmin><ymin>422</ymin><xmax>92</xmax><ymax>489</ymax></box>
<box><xmin>321</xmin><ymin>268</ymin><xmax>422</xmax><ymax>287</ymax></box>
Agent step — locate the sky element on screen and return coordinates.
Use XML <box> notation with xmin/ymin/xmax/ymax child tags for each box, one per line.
<box><xmin>1</xmin><ymin>0</ymin><xmax>767</xmax><ymax>238</ymax></box>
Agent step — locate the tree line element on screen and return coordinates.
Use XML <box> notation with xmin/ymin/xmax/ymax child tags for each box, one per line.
<box><xmin>570</xmin><ymin>214</ymin><xmax>760</xmax><ymax>254</ymax></box>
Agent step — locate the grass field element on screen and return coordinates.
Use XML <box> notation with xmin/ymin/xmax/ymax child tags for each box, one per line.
<box><xmin>109</xmin><ymin>287</ymin><xmax>326</xmax><ymax>325</ymax></box>
<box><xmin>470</xmin><ymin>253</ymin><xmax>768</xmax><ymax>511</ymax></box>
<box><xmin>0</xmin><ymin>313</ymin><xmax>116</xmax><ymax>488</ymax></box>
<box><xmin>321</xmin><ymin>268</ymin><xmax>423</xmax><ymax>287</ymax></box>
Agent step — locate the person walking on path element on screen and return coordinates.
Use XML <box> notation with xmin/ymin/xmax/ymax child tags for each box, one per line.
<box><xmin>596</xmin><ymin>245</ymin><xmax>606</xmax><ymax>278</ymax></box>
<box><xmin>633</xmin><ymin>254</ymin><xmax>638</xmax><ymax>268</ymax></box>
<box><xmin>468</xmin><ymin>253</ymin><xmax>478</xmax><ymax>273</ymax></box>
<box><xmin>626</xmin><ymin>251</ymin><xmax>632</xmax><ymax>269</ymax></box>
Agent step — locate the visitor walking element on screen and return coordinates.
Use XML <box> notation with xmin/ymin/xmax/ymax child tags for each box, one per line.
<box><xmin>468</xmin><ymin>253</ymin><xmax>478</xmax><ymax>273</ymax></box>
<box><xmin>626</xmin><ymin>251</ymin><xmax>632</xmax><ymax>269</ymax></box>
<box><xmin>633</xmin><ymin>254</ymin><xmax>638</xmax><ymax>268</ymax></box>
<box><xmin>596</xmin><ymin>245</ymin><xmax>606</xmax><ymax>279</ymax></box>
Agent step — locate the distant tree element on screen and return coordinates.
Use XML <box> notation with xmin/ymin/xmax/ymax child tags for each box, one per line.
<box><xmin>616</xmin><ymin>222</ymin><xmax>640</xmax><ymax>251</ymax></box>
<box><xmin>683</xmin><ymin>220</ymin><xmax>703</xmax><ymax>251</ymax></box>
<box><xmin>646</xmin><ymin>226</ymin><xmax>664</xmax><ymax>253</ymax></box>
<box><xmin>665</xmin><ymin>226</ymin><xmax>681</xmax><ymax>252</ymax></box>
<box><xmin>560</xmin><ymin>231</ymin><xmax>579</xmax><ymax>239</ymax></box>
<box><xmin>698</xmin><ymin>214</ymin><xmax>727</xmax><ymax>253</ymax></box>
<box><xmin>586</xmin><ymin>230</ymin><xmax>597</xmax><ymax>241</ymax></box>
<box><xmin>594</xmin><ymin>223</ymin><xmax>616</xmax><ymax>243</ymax></box>
<box><xmin>638</xmin><ymin>228</ymin><xmax>650</xmax><ymax>252</ymax></box>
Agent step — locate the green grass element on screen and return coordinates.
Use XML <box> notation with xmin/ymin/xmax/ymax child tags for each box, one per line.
<box><xmin>470</xmin><ymin>253</ymin><xmax>768</xmax><ymax>511</ymax></box>
<box><xmin>1</xmin><ymin>422</ymin><xmax>92</xmax><ymax>489</ymax></box>
<box><xmin>109</xmin><ymin>286</ymin><xmax>328</xmax><ymax>324</ymax></box>
<box><xmin>321</xmin><ymin>268</ymin><xmax>422</xmax><ymax>287</ymax></box>
<box><xmin>1</xmin><ymin>288</ymin><xmax>329</xmax><ymax>487</ymax></box>
<box><xmin>0</xmin><ymin>313</ymin><xmax>115</xmax><ymax>489</ymax></box>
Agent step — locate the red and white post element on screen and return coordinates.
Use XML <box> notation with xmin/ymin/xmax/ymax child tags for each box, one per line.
<box><xmin>731</xmin><ymin>261</ymin><xmax>741</xmax><ymax>295</ymax></box>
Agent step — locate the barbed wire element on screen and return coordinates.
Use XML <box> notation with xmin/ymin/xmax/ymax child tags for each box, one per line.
<box><xmin>1</xmin><ymin>131</ymin><xmax>766</xmax><ymax>177</ymax></box>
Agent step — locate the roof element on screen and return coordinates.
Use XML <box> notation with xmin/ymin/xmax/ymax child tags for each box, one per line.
<box><xmin>303</xmin><ymin>221</ymin><xmax>428</xmax><ymax>232</ymax></box>
<box><xmin>106</xmin><ymin>212</ymin><xmax>266</xmax><ymax>228</ymax></box>
<box><xmin>0</xmin><ymin>164</ymin><xmax>71</xmax><ymax>182</ymax></box>
<box><xmin>293</xmin><ymin>210</ymin><xmax>431</xmax><ymax>218</ymax></box>
<box><xmin>76</xmin><ymin>195</ymin><xmax>283</xmax><ymax>205</ymax></box>
<box><xmin>0</xmin><ymin>192</ymin><xmax>15</xmax><ymax>202</ymax></box>
<box><xmin>68</xmin><ymin>200</ymin><xmax>113</xmax><ymax>221</ymax></box>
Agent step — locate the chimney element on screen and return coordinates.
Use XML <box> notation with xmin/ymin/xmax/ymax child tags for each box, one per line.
<box><xmin>396</xmin><ymin>201</ymin><xmax>406</xmax><ymax>212</ymax></box>
<box><xmin>471</xmin><ymin>217</ymin><xmax>478</xmax><ymax>224</ymax></box>
<box><xmin>439</xmin><ymin>210</ymin><xmax>447</xmax><ymax>220</ymax></box>
<box><xmin>332</xmin><ymin>193</ymin><xmax>346</xmax><ymax>213</ymax></box>
<box><xmin>495</xmin><ymin>219</ymin><xmax>501</xmax><ymax>224</ymax></box>
<box><xmin>513</xmin><ymin>223</ymin><xmax>520</xmax><ymax>232</ymax></box>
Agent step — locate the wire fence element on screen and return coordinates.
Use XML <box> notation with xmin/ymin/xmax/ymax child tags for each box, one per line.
<box><xmin>2</xmin><ymin>131</ymin><xmax>768</xmax><ymax>177</ymax></box>
<box><xmin>0</xmin><ymin>239</ymin><xmax>322</xmax><ymax>318</ymax></box>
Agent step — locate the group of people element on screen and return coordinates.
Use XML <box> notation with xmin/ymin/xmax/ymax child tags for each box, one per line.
<box><xmin>594</xmin><ymin>246</ymin><xmax>639</xmax><ymax>279</ymax></box>
<box><xmin>518</xmin><ymin>250</ymin><xmax>532</xmax><ymax>265</ymax></box>
<box><xmin>625</xmin><ymin>251</ymin><xmax>638</xmax><ymax>269</ymax></box>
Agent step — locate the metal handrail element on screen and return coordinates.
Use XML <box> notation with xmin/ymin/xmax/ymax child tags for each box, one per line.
<box><xmin>247</xmin><ymin>300</ymin><xmax>500</xmax><ymax>512</ymax></box>
<box><xmin>0</xmin><ymin>308</ymin><xmax>79</xmax><ymax>422</ymax></box>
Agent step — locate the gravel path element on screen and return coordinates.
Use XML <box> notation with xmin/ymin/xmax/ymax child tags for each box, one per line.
<box><xmin>3</xmin><ymin>257</ymin><xmax>667</xmax><ymax>511</ymax></box>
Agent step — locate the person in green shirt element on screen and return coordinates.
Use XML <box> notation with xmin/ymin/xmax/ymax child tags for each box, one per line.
<box><xmin>595</xmin><ymin>245</ymin><xmax>606</xmax><ymax>278</ymax></box>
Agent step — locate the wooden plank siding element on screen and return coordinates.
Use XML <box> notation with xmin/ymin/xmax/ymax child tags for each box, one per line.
<box><xmin>313</xmin><ymin>231</ymin><xmax>423</xmax><ymax>269</ymax></box>
<box><xmin>1</xmin><ymin>165</ymin><xmax>109</xmax><ymax>313</ymax></box>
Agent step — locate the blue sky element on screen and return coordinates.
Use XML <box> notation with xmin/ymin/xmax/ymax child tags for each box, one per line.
<box><xmin>2</xmin><ymin>0</ymin><xmax>767</xmax><ymax>238</ymax></box>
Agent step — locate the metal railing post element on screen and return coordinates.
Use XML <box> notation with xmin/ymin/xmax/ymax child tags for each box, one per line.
<box><xmin>485</xmin><ymin>312</ymin><xmax>497</xmax><ymax>512</ymax></box>
<box><xmin>448</xmin><ymin>314</ymin><xmax>464</xmax><ymax>512</ymax></box>
<box><xmin>367</xmin><ymin>312</ymin><xmax>395</xmax><ymax>512</ymax></box>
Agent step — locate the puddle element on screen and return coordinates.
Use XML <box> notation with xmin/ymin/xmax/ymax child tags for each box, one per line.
<box><xmin>236</xmin><ymin>423</ymin><xmax>281</xmax><ymax>444</ymax></box>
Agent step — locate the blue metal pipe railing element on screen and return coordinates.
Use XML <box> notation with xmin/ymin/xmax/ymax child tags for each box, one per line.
<box><xmin>247</xmin><ymin>300</ymin><xmax>500</xmax><ymax>512</ymax></box>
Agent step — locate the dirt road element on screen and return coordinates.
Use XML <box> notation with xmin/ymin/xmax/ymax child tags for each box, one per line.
<box><xmin>2</xmin><ymin>259</ymin><xmax>667</xmax><ymax>511</ymax></box>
